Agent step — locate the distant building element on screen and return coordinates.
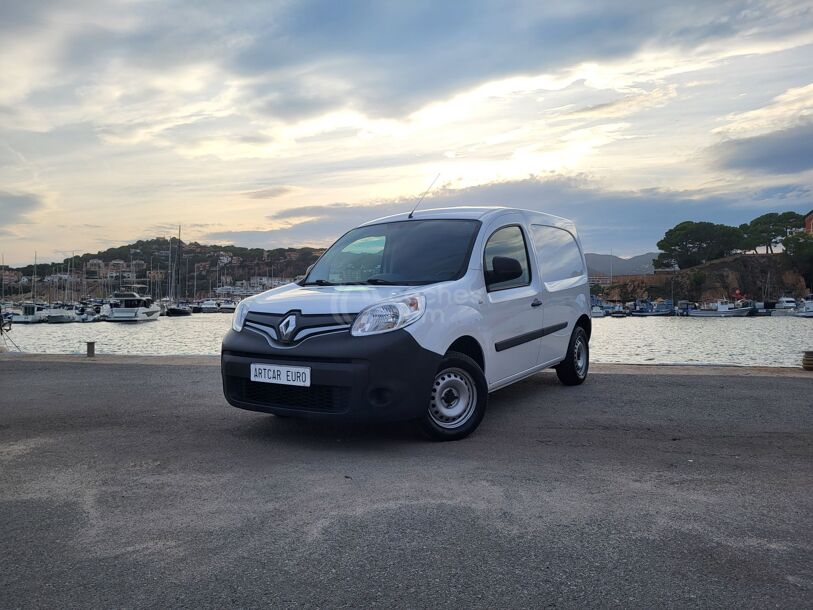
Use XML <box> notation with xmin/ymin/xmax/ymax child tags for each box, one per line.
<box><xmin>1</xmin><ymin>269</ymin><xmax>21</xmax><ymax>284</ymax></box>
<box><xmin>131</xmin><ymin>260</ymin><xmax>147</xmax><ymax>275</ymax></box>
<box><xmin>805</xmin><ymin>210</ymin><xmax>813</xmax><ymax>234</ymax></box>
<box><xmin>109</xmin><ymin>259</ymin><xmax>126</xmax><ymax>272</ymax></box>
<box><xmin>85</xmin><ymin>259</ymin><xmax>104</xmax><ymax>279</ymax></box>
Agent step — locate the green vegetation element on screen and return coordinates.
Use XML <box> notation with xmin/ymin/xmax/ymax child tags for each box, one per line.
<box><xmin>654</xmin><ymin>212</ymin><xmax>806</xmax><ymax>270</ymax></box>
<box><xmin>739</xmin><ymin>212</ymin><xmax>805</xmax><ymax>254</ymax></box>
<box><xmin>13</xmin><ymin>239</ymin><xmax>322</xmax><ymax>277</ymax></box>
<box><xmin>782</xmin><ymin>232</ymin><xmax>813</xmax><ymax>286</ymax></box>
<box><xmin>654</xmin><ymin>222</ymin><xmax>742</xmax><ymax>269</ymax></box>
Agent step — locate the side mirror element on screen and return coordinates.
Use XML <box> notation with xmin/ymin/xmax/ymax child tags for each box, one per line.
<box><xmin>305</xmin><ymin>264</ymin><xmax>315</xmax><ymax>275</ymax></box>
<box><xmin>487</xmin><ymin>256</ymin><xmax>523</xmax><ymax>287</ymax></box>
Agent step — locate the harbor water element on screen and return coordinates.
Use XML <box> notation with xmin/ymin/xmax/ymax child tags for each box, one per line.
<box><xmin>4</xmin><ymin>314</ymin><xmax>812</xmax><ymax>367</ymax></box>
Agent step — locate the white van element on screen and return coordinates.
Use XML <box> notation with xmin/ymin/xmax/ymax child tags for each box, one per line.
<box><xmin>222</xmin><ymin>207</ymin><xmax>591</xmax><ymax>440</ymax></box>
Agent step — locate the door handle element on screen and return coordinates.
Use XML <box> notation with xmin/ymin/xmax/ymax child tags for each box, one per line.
<box><xmin>531</xmin><ymin>298</ymin><xmax>542</xmax><ymax>307</ymax></box>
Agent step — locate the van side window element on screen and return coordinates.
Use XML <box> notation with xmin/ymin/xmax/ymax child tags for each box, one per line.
<box><xmin>530</xmin><ymin>225</ymin><xmax>585</xmax><ymax>282</ymax></box>
<box><xmin>483</xmin><ymin>225</ymin><xmax>531</xmax><ymax>291</ymax></box>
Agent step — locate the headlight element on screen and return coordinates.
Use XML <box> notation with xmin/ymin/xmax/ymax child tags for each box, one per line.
<box><xmin>232</xmin><ymin>300</ymin><xmax>251</xmax><ymax>332</ymax></box>
<box><xmin>351</xmin><ymin>294</ymin><xmax>425</xmax><ymax>336</ymax></box>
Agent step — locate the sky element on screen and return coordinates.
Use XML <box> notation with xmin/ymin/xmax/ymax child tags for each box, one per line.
<box><xmin>1</xmin><ymin>0</ymin><xmax>813</xmax><ymax>266</ymax></box>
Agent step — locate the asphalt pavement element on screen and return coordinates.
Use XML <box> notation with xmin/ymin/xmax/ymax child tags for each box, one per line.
<box><xmin>1</xmin><ymin>356</ymin><xmax>811</xmax><ymax>608</ymax></box>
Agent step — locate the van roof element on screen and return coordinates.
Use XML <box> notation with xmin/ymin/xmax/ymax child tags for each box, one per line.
<box><xmin>362</xmin><ymin>206</ymin><xmax>577</xmax><ymax>232</ymax></box>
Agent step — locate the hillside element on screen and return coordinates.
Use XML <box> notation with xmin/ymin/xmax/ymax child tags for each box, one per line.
<box><xmin>602</xmin><ymin>254</ymin><xmax>807</xmax><ymax>302</ymax></box>
<box><xmin>11</xmin><ymin>238</ymin><xmax>324</xmax><ymax>281</ymax></box>
<box><xmin>585</xmin><ymin>252</ymin><xmax>657</xmax><ymax>276</ymax></box>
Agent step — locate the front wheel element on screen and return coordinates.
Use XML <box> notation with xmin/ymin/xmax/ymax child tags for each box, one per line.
<box><xmin>555</xmin><ymin>326</ymin><xmax>589</xmax><ymax>386</ymax></box>
<box><xmin>419</xmin><ymin>351</ymin><xmax>488</xmax><ymax>441</ymax></box>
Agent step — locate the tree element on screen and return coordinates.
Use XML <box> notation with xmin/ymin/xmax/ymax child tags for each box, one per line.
<box><xmin>654</xmin><ymin>221</ymin><xmax>743</xmax><ymax>269</ymax></box>
<box><xmin>741</xmin><ymin>212</ymin><xmax>804</xmax><ymax>253</ymax></box>
<box><xmin>783</xmin><ymin>232</ymin><xmax>813</xmax><ymax>287</ymax></box>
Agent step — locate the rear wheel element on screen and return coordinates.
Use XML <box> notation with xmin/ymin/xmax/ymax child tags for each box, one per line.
<box><xmin>555</xmin><ymin>326</ymin><xmax>589</xmax><ymax>386</ymax></box>
<box><xmin>419</xmin><ymin>351</ymin><xmax>488</xmax><ymax>441</ymax></box>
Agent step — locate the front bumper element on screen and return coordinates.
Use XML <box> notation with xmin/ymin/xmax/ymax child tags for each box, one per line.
<box><xmin>221</xmin><ymin>327</ymin><xmax>441</xmax><ymax>421</ymax></box>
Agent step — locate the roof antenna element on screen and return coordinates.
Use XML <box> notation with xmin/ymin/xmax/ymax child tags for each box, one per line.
<box><xmin>408</xmin><ymin>173</ymin><xmax>440</xmax><ymax>219</ymax></box>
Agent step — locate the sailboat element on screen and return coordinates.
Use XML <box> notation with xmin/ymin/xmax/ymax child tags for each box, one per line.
<box><xmin>166</xmin><ymin>226</ymin><xmax>192</xmax><ymax>316</ymax></box>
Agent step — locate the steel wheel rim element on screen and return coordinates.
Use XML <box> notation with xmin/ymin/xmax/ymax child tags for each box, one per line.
<box><xmin>574</xmin><ymin>337</ymin><xmax>587</xmax><ymax>377</ymax></box>
<box><xmin>429</xmin><ymin>367</ymin><xmax>477</xmax><ymax>429</ymax></box>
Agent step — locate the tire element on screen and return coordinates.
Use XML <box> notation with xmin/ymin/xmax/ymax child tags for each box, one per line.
<box><xmin>418</xmin><ymin>351</ymin><xmax>488</xmax><ymax>441</ymax></box>
<box><xmin>555</xmin><ymin>326</ymin><xmax>589</xmax><ymax>386</ymax></box>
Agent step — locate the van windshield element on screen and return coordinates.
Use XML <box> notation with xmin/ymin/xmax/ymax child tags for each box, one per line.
<box><xmin>303</xmin><ymin>219</ymin><xmax>481</xmax><ymax>286</ymax></box>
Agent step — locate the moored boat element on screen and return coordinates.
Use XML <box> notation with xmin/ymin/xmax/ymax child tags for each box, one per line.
<box><xmin>11</xmin><ymin>303</ymin><xmax>47</xmax><ymax>324</ymax></box>
<box><xmin>166</xmin><ymin>303</ymin><xmax>193</xmax><ymax>317</ymax></box>
<box><xmin>609</xmin><ymin>305</ymin><xmax>627</xmax><ymax>318</ymax></box>
<box><xmin>687</xmin><ymin>299</ymin><xmax>751</xmax><ymax>317</ymax></box>
<box><xmin>771</xmin><ymin>297</ymin><xmax>799</xmax><ymax>316</ymax></box>
<box><xmin>218</xmin><ymin>299</ymin><xmax>237</xmax><ymax>313</ymax></box>
<box><xmin>630</xmin><ymin>299</ymin><xmax>673</xmax><ymax>316</ymax></box>
<box><xmin>102</xmin><ymin>290</ymin><xmax>161</xmax><ymax>322</ymax></box>
<box><xmin>794</xmin><ymin>295</ymin><xmax>813</xmax><ymax>318</ymax></box>
<box><xmin>44</xmin><ymin>308</ymin><xmax>79</xmax><ymax>323</ymax></box>
<box><xmin>201</xmin><ymin>299</ymin><xmax>219</xmax><ymax>313</ymax></box>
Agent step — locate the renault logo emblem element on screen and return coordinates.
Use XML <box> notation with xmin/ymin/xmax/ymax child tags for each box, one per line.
<box><xmin>279</xmin><ymin>314</ymin><xmax>297</xmax><ymax>342</ymax></box>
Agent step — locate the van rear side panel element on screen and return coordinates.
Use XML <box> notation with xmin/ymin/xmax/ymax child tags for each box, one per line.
<box><xmin>528</xmin><ymin>223</ymin><xmax>590</xmax><ymax>365</ymax></box>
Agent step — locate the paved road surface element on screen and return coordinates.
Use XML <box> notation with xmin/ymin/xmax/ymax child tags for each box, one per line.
<box><xmin>1</xmin><ymin>357</ymin><xmax>811</xmax><ymax>608</ymax></box>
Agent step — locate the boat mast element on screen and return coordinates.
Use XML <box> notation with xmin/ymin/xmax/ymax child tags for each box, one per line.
<box><xmin>176</xmin><ymin>225</ymin><xmax>182</xmax><ymax>303</ymax></box>
<box><xmin>167</xmin><ymin>234</ymin><xmax>173</xmax><ymax>302</ymax></box>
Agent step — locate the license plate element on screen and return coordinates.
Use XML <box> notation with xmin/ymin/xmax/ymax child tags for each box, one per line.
<box><xmin>250</xmin><ymin>363</ymin><xmax>311</xmax><ymax>387</ymax></box>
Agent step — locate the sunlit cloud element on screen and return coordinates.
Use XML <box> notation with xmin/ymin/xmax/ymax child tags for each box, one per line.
<box><xmin>0</xmin><ymin>0</ymin><xmax>811</xmax><ymax>265</ymax></box>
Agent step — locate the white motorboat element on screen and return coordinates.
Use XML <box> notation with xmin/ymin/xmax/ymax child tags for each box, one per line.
<box><xmin>771</xmin><ymin>297</ymin><xmax>799</xmax><ymax>316</ymax></box>
<box><xmin>102</xmin><ymin>291</ymin><xmax>161</xmax><ymax>322</ymax></box>
<box><xmin>794</xmin><ymin>295</ymin><xmax>813</xmax><ymax>318</ymax></box>
<box><xmin>590</xmin><ymin>305</ymin><xmax>606</xmax><ymax>318</ymax></box>
<box><xmin>687</xmin><ymin>300</ymin><xmax>751</xmax><ymax>317</ymax></box>
<box><xmin>774</xmin><ymin>297</ymin><xmax>798</xmax><ymax>310</ymax></box>
<box><xmin>218</xmin><ymin>299</ymin><xmax>237</xmax><ymax>313</ymax></box>
<box><xmin>11</xmin><ymin>303</ymin><xmax>47</xmax><ymax>324</ymax></box>
<box><xmin>201</xmin><ymin>299</ymin><xmax>219</xmax><ymax>313</ymax></box>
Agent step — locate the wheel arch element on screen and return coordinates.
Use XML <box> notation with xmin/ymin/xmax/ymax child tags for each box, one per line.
<box><xmin>575</xmin><ymin>314</ymin><xmax>591</xmax><ymax>339</ymax></box>
<box><xmin>446</xmin><ymin>335</ymin><xmax>485</xmax><ymax>373</ymax></box>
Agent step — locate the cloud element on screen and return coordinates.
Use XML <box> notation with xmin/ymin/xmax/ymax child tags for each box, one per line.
<box><xmin>245</xmin><ymin>186</ymin><xmax>293</xmax><ymax>199</ymax></box>
<box><xmin>228</xmin><ymin>1</ymin><xmax>813</xmax><ymax>118</ymax></box>
<box><xmin>2</xmin><ymin>1</ymin><xmax>813</xmax><ymax>265</ymax></box>
<box><xmin>205</xmin><ymin>175</ymin><xmax>812</xmax><ymax>254</ymax></box>
<box><xmin>712</xmin><ymin>121</ymin><xmax>813</xmax><ymax>175</ymax></box>
<box><xmin>268</xmin><ymin>202</ymin><xmax>353</xmax><ymax>219</ymax></box>
<box><xmin>0</xmin><ymin>190</ymin><xmax>45</xmax><ymax>224</ymax></box>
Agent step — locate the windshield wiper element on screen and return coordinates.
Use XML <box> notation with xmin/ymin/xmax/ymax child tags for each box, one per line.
<box><xmin>303</xmin><ymin>279</ymin><xmax>335</xmax><ymax>286</ymax></box>
<box><xmin>365</xmin><ymin>278</ymin><xmax>398</xmax><ymax>285</ymax></box>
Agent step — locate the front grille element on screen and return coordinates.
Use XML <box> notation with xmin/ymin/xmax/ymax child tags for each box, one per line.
<box><xmin>226</xmin><ymin>376</ymin><xmax>350</xmax><ymax>413</ymax></box>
